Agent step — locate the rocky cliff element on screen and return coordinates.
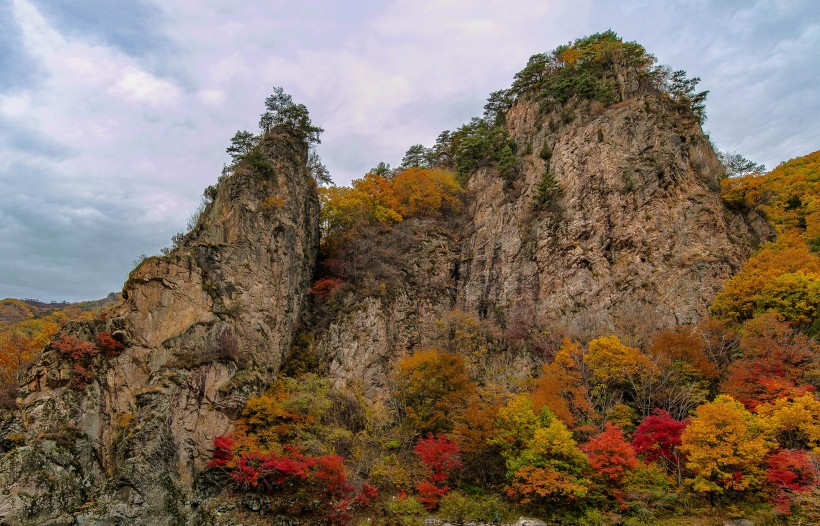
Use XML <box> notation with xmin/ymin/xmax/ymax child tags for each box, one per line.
<box><xmin>0</xmin><ymin>129</ymin><xmax>320</xmax><ymax>525</ymax></box>
<box><xmin>313</xmin><ymin>86</ymin><xmax>769</xmax><ymax>400</ymax></box>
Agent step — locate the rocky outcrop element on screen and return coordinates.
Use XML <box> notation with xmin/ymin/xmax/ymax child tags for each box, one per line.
<box><xmin>0</xmin><ymin>130</ymin><xmax>320</xmax><ymax>525</ymax></box>
<box><xmin>458</xmin><ymin>94</ymin><xmax>768</xmax><ymax>338</ymax></box>
<box><xmin>316</xmin><ymin>93</ymin><xmax>769</xmax><ymax>396</ymax></box>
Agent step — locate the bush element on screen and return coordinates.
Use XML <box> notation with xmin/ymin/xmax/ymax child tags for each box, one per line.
<box><xmin>386</xmin><ymin>495</ymin><xmax>426</xmax><ymax>525</ymax></box>
<box><xmin>437</xmin><ymin>491</ymin><xmax>507</xmax><ymax>523</ymax></box>
<box><xmin>534</xmin><ymin>171</ymin><xmax>562</xmax><ymax>210</ymax></box>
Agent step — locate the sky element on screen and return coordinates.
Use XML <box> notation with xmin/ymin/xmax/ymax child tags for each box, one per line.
<box><xmin>0</xmin><ymin>0</ymin><xmax>818</xmax><ymax>302</ymax></box>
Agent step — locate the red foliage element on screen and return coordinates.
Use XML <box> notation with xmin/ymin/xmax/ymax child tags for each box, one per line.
<box><xmin>209</xmin><ymin>435</ymin><xmax>375</xmax><ymax>524</ymax></box>
<box><xmin>722</xmin><ymin>313</ymin><xmax>817</xmax><ymax>408</ymax></box>
<box><xmin>354</xmin><ymin>484</ymin><xmax>379</xmax><ymax>507</ymax></box>
<box><xmin>632</xmin><ymin>409</ymin><xmax>687</xmax><ymax>473</ymax></box>
<box><xmin>414</xmin><ymin>433</ymin><xmax>464</xmax><ymax>482</ymax></box>
<box><xmin>310</xmin><ymin>277</ymin><xmax>345</xmax><ymax>297</ymax></box>
<box><xmin>51</xmin><ymin>334</ymin><xmax>102</xmax><ymax>388</ymax></box>
<box><xmin>413</xmin><ymin>434</ymin><xmax>463</xmax><ymax>509</ymax></box>
<box><xmin>766</xmin><ymin>449</ymin><xmax>818</xmax><ymax>514</ymax></box>
<box><xmin>416</xmin><ymin>479</ymin><xmax>450</xmax><ymax>510</ymax></box>
<box><xmin>584</xmin><ymin>423</ymin><xmax>638</xmax><ymax>484</ymax></box>
<box><xmin>95</xmin><ymin>331</ymin><xmax>124</xmax><ymax>356</ymax></box>
<box><xmin>52</xmin><ymin>334</ymin><xmax>97</xmax><ymax>361</ymax></box>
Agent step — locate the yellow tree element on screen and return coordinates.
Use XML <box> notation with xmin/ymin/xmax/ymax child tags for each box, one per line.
<box><xmin>492</xmin><ymin>396</ymin><xmax>590</xmax><ymax>507</ymax></box>
<box><xmin>680</xmin><ymin>395</ymin><xmax>770</xmax><ymax>496</ymax></box>
<box><xmin>392</xmin><ymin>167</ymin><xmax>461</xmax><ymax>218</ymax></box>
<box><xmin>756</xmin><ymin>393</ymin><xmax>820</xmax><ymax>452</ymax></box>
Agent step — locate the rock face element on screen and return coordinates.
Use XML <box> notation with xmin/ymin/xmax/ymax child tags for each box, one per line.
<box><xmin>0</xmin><ymin>130</ymin><xmax>320</xmax><ymax>525</ymax></box>
<box><xmin>315</xmin><ymin>94</ymin><xmax>769</xmax><ymax>397</ymax></box>
<box><xmin>458</xmin><ymin>95</ymin><xmax>767</xmax><ymax>337</ymax></box>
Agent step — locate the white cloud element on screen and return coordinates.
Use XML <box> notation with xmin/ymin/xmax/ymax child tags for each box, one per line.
<box><xmin>0</xmin><ymin>0</ymin><xmax>818</xmax><ymax>301</ymax></box>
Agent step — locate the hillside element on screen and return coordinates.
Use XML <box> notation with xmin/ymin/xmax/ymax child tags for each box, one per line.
<box><xmin>1</xmin><ymin>32</ymin><xmax>819</xmax><ymax>526</ymax></box>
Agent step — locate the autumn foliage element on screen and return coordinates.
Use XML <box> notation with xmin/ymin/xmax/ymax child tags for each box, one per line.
<box><xmin>413</xmin><ymin>434</ymin><xmax>463</xmax><ymax>509</ymax></box>
<box><xmin>209</xmin><ymin>434</ymin><xmax>373</xmax><ymax>524</ymax></box>
<box><xmin>584</xmin><ymin>423</ymin><xmax>638</xmax><ymax>485</ymax></box>
<box><xmin>392</xmin><ymin>349</ymin><xmax>474</xmax><ymax>435</ymax></box>
<box><xmin>632</xmin><ymin>409</ymin><xmax>687</xmax><ymax>477</ymax></box>
<box><xmin>765</xmin><ymin>449</ymin><xmax>818</xmax><ymax>514</ymax></box>
<box><xmin>680</xmin><ymin>395</ymin><xmax>770</xmax><ymax>495</ymax></box>
<box><xmin>320</xmin><ymin>167</ymin><xmax>461</xmax><ymax>238</ymax></box>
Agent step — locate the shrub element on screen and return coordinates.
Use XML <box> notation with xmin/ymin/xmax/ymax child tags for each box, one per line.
<box><xmin>534</xmin><ymin>171</ymin><xmax>562</xmax><ymax>210</ymax></box>
<box><xmin>386</xmin><ymin>494</ymin><xmax>426</xmax><ymax>525</ymax></box>
<box><xmin>438</xmin><ymin>491</ymin><xmax>507</xmax><ymax>524</ymax></box>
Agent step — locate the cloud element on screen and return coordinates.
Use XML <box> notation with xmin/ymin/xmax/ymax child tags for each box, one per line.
<box><xmin>0</xmin><ymin>0</ymin><xmax>817</xmax><ymax>301</ymax></box>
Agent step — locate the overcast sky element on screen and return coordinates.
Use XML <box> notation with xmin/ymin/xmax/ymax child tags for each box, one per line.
<box><xmin>1</xmin><ymin>0</ymin><xmax>818</xmax><ymax>302</ymax></box>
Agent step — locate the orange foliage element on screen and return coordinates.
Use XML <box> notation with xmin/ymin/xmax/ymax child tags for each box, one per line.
<box><xmin>722</xmin><ymin>312</ymin><xmax>817</xmax><ymax>408</ymax></box>
<box><xmin>393</xmin><ymin>349</ymin><xmax>474</xmax><ymax>435</ymax></box>
<box><xmin>451</xmin><ymin>388</ymin><xmax>502</xmax><ymax>456</ymax></box>
<box><xmin>392</xmin><ymin>167</ymin><xmax>461</xmax><ymax>218</ymax></box>
<box><xmin>310</xmin><ymin>277</ymin><xmax>345</xmax><ymax>297</ymax></box>
<box><xmin>0</xmin><ymin>319</ymin><xmax>58</xmax><ymax>382</ymax></box>
<box><xmin>320</xmin><ymin>168</ymin><xmax>461</xmax><ymax>238</ymax></box>
<box><xmin>650</xmin><ymin>327</ymin><xmax>719</xmax><ymax>380</ymax></box>
<box><xmin>711</xmin><ymin>232</ymin><xmax>820</xmax><ymax>324</ymax></box>
<box><xmin>531</xmin><ymin>339</ymin><xmax>591</xmax><ymax>428</ymax></box>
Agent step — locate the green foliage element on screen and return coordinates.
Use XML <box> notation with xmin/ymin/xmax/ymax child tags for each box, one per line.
<box><xmin>401</xmin><ymin>144</ymin><xmax>434</xmax><ymax>169</ymax></box>
<box><xmin>534</xmin><ymin>170</ymin><xmax>562</xmax><ymax>209</ymax></box>
<box><xmin>226</xmin><ymin>130</ymin><xmax>257</xmax><ymax>164</ymax></box>
<box><xmin>512</xmin><ymin>31</ymin><xmax>654</xmax><ymax>104</ymax></box>
<box><xmin>241</xmin><ymin>148</ymin><xmax>275</xmax><ymax>178</ymax></box>
<box><xmin>437</xmin><ymin>491</ymin><xmax>508</xmax><ymax>524</ymax></box>
<box><xmin>386</xmin><ymin>495</ymin><xmax>426</xmax><ymax>525</ymax></box>
<box><xmin>510</xmin><ymin>30</ymin><xmax>708</xmax><ymax>122</ymax></box>
<box><xmin>368</xmin><ymin>161</ymin><xmax>394</xmax><ymax>178</ymax></box>
<box><xmin>483</xmin><ymin>89</ymin><xmax>514</xmax><ymax>125</ymax></box>
<box><xmin>450</xmin><ymin>117</ymin><xmax>517</xmax><ymax>183</ymax></box>
<box><xmin>538</xmin><ymin>143</ymin><xmax>552</xmax><ymax>161</ymax></box>
<box><xmin>718</xmin><ymin>150</ymin><xmax>767</xmax><ymax>179</ymax></box>
<box><xmin>308</xmin><ymin>150</ymin><xmax>332</xmax><ymax>185</ymax></box>
<box><xmin>497</xmin><ymin>144</ymin><xmax>517</xmax><ymax>184</ymax></box>
<box><xmin>259</xmin><ymin>86</ymin><xmax>323</xmax><ymax>145</ymax></box>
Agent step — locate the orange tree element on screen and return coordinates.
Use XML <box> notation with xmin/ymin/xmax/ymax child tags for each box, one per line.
<box><xmin>391</xmin><ymin>349</ymin><xmax>474</xmax><ymax>438</ymax></box>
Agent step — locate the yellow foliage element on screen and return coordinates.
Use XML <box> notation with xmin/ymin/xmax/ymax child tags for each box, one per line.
<box><xmin>0</xmin><ymin>318</ymin><xmax>58</xmax><ymax>382</ymax></box>
<box><xmin>584</xmin><ymin>335</ymin><xmax>653</xmax><ymax>385</ymax></box>
<box><xmin>262</xmin><ymin>195</ymin><xmax>286</xmax><ymax>209</ymax></box>
<box><xmin>392</xmin><ymin>349</ymin><xmax>474</xmax><ymax>435</ymax></box>
<box><xmin>392</xmin><ymin>167</ymin><xmax>462</xmax><ymax>218</ymax></box>
<box><xmin>711</xmin><ymin>232</ymin><xmax>820</xmax><ymax>323</ymax></box>
<box><xmin>756</xmin><ymin>393</ymin><xmax>820</xmax><ymax>452</ymax></box>
<box><xmin>715</xmin><ymin>151</ymin><xmax>820</xmax><ymax>325</ymax></box>
<box><xmin>680</xmin><ymin>395</ymin><xmax>771</xmax><ymax>495</ymax></box>
<box><xmin>320</xmin><ymin>168</ymin><xmax>461</xmax><ymax>238</ymax></box>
